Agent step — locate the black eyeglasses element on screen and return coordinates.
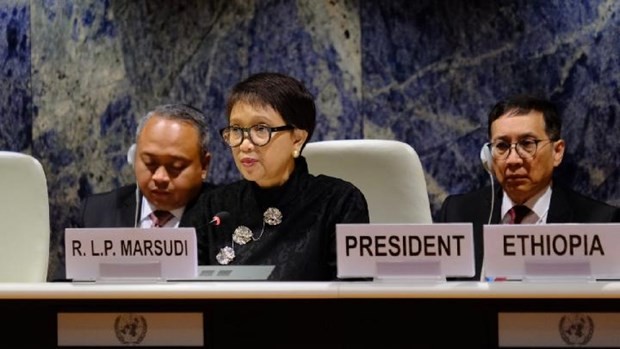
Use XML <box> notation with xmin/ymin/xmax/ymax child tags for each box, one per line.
<box><xmin>220</xmin><ymin>124</ymin><xmax>295</xmax><ymax>147</ymax></box>
<box><xmin>489</xmin><ymin>139</ymin><xmax>554</xmax><ymax>160</ymax></box>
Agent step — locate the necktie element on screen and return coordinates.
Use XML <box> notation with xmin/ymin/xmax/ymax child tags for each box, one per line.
<box><xmin>508</xmin><ymin>205</ymin><xmax>530</xmax><ymax>224</ymax></box>
<box><xmin>150</xmin><ymin>210</ymin><xmax>174</xmax><ymax>228</ymax></box>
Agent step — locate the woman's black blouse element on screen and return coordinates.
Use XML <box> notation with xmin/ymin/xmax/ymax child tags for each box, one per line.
<box><xmin>187</xmin><ymin>156</ymin><xmax>370</xmax><ymax>281</ymax></box>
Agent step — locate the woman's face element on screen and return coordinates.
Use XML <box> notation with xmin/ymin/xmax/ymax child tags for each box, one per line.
<box><xmin>228</xmin><ymin>101</ymin><xmax>307</xmax><ymax>188</ymax></box>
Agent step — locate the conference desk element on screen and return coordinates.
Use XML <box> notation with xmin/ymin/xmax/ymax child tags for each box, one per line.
<box><xmin>2</xmin><ymin>281</ymin><xmax>620</xmax><ymax>348</ymax></box>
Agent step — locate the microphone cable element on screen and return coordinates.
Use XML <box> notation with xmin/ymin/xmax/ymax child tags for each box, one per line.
<box><xmin>487</xmin><ymin>172</ymin><xmax>495</xmax><ymax>225</ymax></box>
<box><xmin>134</xmin><ymin>186</ymin><xmax>141</xmax><ymax>228</ymax></box>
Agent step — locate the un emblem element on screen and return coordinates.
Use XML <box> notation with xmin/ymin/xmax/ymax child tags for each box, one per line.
<box><xmin>114</xmin><ymin>313</ymin><xmax>148</xmax><ymax>344</ymax></box>
<box><xmin>559</xmin><ymin>313</ymin><xmax>594</xmax><ymax>345</ymax></box>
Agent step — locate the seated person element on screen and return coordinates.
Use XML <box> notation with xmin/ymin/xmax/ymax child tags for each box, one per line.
<box><xmin>79</xmin><ymin>103</ymin><xmax>215</xmax><ymax>228</ymax></box>
<box><xmin>187</xmin><ymin>72</ymin><xmax>370</xmax><ymax>281</ymax></box>
<box><xmin>438</xmin><ymin>94</ymin><xmax>620</xmax><ymax>280</ymax></box>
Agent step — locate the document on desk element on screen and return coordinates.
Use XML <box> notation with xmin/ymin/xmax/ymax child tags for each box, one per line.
<box><xmin>484</xmin><ymin>223</ymin><xmax>620</xmax><ymax>281</ymax></box>
<box><xmin>64</xmin><ymin>227</ymin><xmax>198</xmax><ymax>281</ymax></box>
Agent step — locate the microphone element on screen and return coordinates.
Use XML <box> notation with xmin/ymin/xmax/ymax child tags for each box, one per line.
<box><xmin>209</xmin><ymin>211</ymin><xmax>230</xmax><ymax>226</ymax></box>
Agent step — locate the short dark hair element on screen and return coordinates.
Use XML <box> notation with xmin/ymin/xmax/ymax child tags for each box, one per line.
<box><xmin>488</xmin><ymin>94</ymin><xmax>561</xmax><ymax>141</ymax></box>
<box><xmin>225</xmin><ymin>72</ymin><xmax>316</xmax><ymax>148</ymax></box>
<box><xmin>137</xmin><ymin>104</ymin><xmax>210</xmax><ymax>158</ymax></box>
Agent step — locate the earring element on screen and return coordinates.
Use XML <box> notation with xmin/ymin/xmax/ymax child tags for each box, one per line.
<box><xmin>292</xmin><ymin>149</ymin><xmax>300</xmax><ymax>158</ymax></box>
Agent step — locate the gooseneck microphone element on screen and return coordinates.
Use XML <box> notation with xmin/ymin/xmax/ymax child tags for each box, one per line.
<box><xmin>209</xmin><ymin>211</ymin><xmax>231</xmax><ymax>226</ymax></box>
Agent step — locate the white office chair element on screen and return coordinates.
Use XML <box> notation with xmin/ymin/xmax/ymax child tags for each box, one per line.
<box><xmin>0</xmin><ymin>151</ymin><xmax>50</xmax><ymax>282</ymax></box>
<box><xmin>303</xmin><ymin>139</ymin><xmax>432</xmax><ymax>223</ymax></box>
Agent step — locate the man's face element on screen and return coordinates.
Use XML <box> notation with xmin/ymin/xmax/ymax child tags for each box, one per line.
<box><xmin>490</xmin><ymin>110</ymin><xmax>564</xmax><ymax>204</ymax></box>
<box><xmin>134</xmin><ymin>115</ymin><xmax>210</xmax><ymax>211</ymax></box>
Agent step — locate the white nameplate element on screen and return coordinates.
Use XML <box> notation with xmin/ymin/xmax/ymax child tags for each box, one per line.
<box><xmin>64</xmin><ymin>228</ymin><xmax>198</xmax><ymax>281</ymax></box>
<box><xmin>58</xmin><ymin>312</ymin><xmax>203</xmax><ymax>346</ymax></box>
<box><xmin>498</xmin><ymin>312</ymin><xmax>620</xmax><ymax>347</ymax></box>
<box><xmin>336</xmin><ymin>224</ymin><xmax>474</xmax><ymax>280</ymax></box>
<box><xmin>484</xmin><ymin>223</ymin><xmax>620</xmax><ymax>281</ymax></box>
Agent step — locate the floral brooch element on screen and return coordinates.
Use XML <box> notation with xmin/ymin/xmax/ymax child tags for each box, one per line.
<box><xmin>216</xmin><ymin>207</ymin><xmax>283</xmax><ymax>265</ymax></box>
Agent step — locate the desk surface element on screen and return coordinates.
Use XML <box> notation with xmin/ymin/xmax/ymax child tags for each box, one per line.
<box><xmin>1</xmin><ymin>281</ymin><xmax>620</xmax><ymax>299</ymax></box>
<box><xmin>3</xmin><ymin>281</ymin><xmax>620</xmax><ymax>348</ymax></box>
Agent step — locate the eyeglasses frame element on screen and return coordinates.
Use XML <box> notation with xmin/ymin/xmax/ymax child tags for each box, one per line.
<box><xmin>220</xmin><ymin>124</ymin><xmax>295</xmax><ymax>147</ymax></box>
<box><xmin>487</xmin><ymin>138</ymin><xmax>556</xmax><ymax>160</ymax></box>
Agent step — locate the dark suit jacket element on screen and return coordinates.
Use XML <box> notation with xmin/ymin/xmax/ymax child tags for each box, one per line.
<box><xmin>78</xmin><ymin>182</ymin><xmax>217</xmax><ymax>228</ymax></box>
<box><xmin>48</xmin><ymin>183</ymin><xmax>216</xmax><ymax>281</ymax></box>
<box><xmin>438</xmin><ymin>183</ymin><xmax>620</xmax><ymax>280</ymax></box>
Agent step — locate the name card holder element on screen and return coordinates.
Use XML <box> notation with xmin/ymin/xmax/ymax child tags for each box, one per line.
<box><xmin>374</xmin><ymin>261</ymin><xmax>445</xmax><ymax>283</ymax></box>
<box><xmin>64</xmin><ymin>227</ymin><xmax>198</xmax><ymax>282</ymax></box>
<box><xmin>483</xmin><ymin>224</ymin><xmax>620</xmax><ymax>282</ymax></box>
<box><xmin>58</xmin><ymin>312</ymin><xmax>204</xmax><ymax>347</ymax></box>
<box><xmin>522</xmin><ymin>261</ymin><xmax>594</xmax><ymax>283</ymax></box>
<box><xmin>336</xmin><ymin>223</ymin><xmax>475</xmax><ymax>281</ymax></box>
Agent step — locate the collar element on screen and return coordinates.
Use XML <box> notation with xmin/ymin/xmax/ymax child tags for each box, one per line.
<box><xmin>501</xmin><ymin>184</ymin><xmax>552</xmax><ymax>224</ymax></box>
<box><xmin>250</xmin><ymin>156</ymin><xmax>309</xmax><ymax>210</ymax></box>
<box><xmin>139</xmin><ymin>196</ymin><xmax>185</xmax><ymax>227</ymax></box>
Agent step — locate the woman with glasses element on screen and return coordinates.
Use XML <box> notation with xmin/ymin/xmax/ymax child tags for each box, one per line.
<box><xmin>188</xmin><ymin>72</ymin><xmax>369</xmax><ymax>281</ymax></box>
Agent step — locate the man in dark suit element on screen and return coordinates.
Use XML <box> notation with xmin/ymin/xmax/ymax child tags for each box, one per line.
<box><xmin>438</xmin><ymin>94</ymin><xmax>620</xmax><ymax>280</ymax></box>
<box><xmin>79</xmin><ymin>104</ymin><xmax>215</xmax><ymax>229</ymax></box>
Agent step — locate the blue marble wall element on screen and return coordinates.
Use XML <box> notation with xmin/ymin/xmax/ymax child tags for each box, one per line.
<box><xmin>0</xmin><ymin>0</ymin><xmax>617</xmax><ymax>280</ymax></box>
<box><xmin>361</xmin><ymin>0</ymin><xmax>620</xmax><ymax>216</ymax></box>
<box><xmin>0</xmin><ymin>0</ymin><xmax>31</xmax><ymax>152</ymax></box>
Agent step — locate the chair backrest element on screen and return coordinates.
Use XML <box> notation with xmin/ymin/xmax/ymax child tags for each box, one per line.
<box><xmin>0</xmin><ymin>151</ymin><xmax>50</xmax><ymax>282</ymax></box>
<box><xmin>303</xmin><ymin>139</ymin><xmax>432</xmax><ymax>223</ymax></box>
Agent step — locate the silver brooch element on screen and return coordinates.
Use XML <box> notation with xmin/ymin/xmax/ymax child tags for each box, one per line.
<box><xmin>263</xmin><ymin>207</ymin><xmax>283</xmax><ymax>225</ymax></box>
<box><xmin>232</xmin><ymin>225</ymin><xmax>253</xmax><ymax>245</ymax></box>
<box><xmin>216</xmin><ymin>246</ymin><xmax>235</xmax><ymax>265</ymax></box>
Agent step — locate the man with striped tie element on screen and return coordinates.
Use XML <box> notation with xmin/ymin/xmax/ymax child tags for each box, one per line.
<box><xmin>79</xmin><ymin>104</ymin><xmax>216</xmax><ymax>230</ymax></box>
<box><xmin>438</xmin><ymin>94</ymin><xmax>620</xmax><ymax>280</ymax></box>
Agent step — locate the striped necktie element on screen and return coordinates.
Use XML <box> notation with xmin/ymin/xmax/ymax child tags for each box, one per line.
<box><xmin>508</xmin><ymin>205</ymin><xmax>530</xmax><ymax>224</ymax></box>
<box><xmin>150</xmin><ymin>210</ymin><xmax>174</xmax><ymax>228</ymax></box>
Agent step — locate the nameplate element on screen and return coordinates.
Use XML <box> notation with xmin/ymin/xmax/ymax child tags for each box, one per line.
<box><xmin>484</xmin><ymin>224</ymin><xmax>620</xmax><ymax>281</ymax></box>
<box><xmin>64</xmin><ymin>228</ymin><xmax>197</xmax><ymax>281</ymax></box>
<box><xmin>336</xmin><ymin>223</ymin><xmax>474</xmax><ymax>280</ymax></box>
<box><xmin>498</xmin><ymin>312</ymin><xmax>620</xmax><ymax>347</ymax></box>
<box><xmin>58</xmin><ymin>312</ymin><xmax>203</xmax><ymax>346</ymax></box>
